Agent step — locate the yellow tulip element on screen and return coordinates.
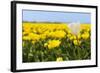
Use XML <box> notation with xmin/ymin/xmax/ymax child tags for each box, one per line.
<box><xmin>44</xmin><ymin>43</ymin><xmax>48</xmax><ymax>47</ymax></box>
<box><xmin>81</xmin><ymin>32</ymin><xmax>89</xmax><ymax>39</ymax></box>
<box><xmin>56</xmin><ymin>57</ymin><xmax>63</xmax><ymax>62</ymax></box>
<box><xmin>32</xmin><ymin>41</ymin><xmax>35</xmax><ymax>44</ymax></box>
<box><xmin>73</xmin><ymin>40</ymin><xmax>81</xmax><ymax>46</ymax></box>
<box><xmin>47</xmin><ymin>40</ymin><xmax>61</xmax><ymax>49</ymax></box>
<box><xmin>49</xmin><ymin>30</ymin><xmax>66</xmax><ymax>39</ymax></box>
<box><xmin>29</xmin><ymin>33</ymin><xmax>40</xmax><ymax>41</ymax></box>
<box><xmin>69</xmin><ymin>35</ymin><xmax>76</xmax><ymax>40</ymax></box>
<box><xmin>77</xmin><ymin>34</ymin><xmax>81</xmax><ymax>39</ymax></box>
<box><xmin>22</xmin><ymin>36</ymin><xmax>31</xmax><ymax>41</ymax></box>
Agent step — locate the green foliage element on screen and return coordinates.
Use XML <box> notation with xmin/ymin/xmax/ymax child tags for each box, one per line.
<box><xmin>22</xmin><ymin>37</ymin><xmax>91</xmax><ymax>62</ymax></box>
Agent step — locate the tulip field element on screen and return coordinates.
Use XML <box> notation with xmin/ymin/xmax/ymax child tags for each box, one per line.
<box><xmin>22</xmin><ymin>22</ymin><xmax>91</xmax><ymax>62</ymax></box>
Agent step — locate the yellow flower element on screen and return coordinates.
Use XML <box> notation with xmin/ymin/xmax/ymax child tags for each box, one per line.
<box><xmin>86</xmin><ymin>28</ymin><xmax>90</xmax><ymax>32</ymax></box>
<box><xmin>80</xmin><ymin>24</ymin><xmax>91</xmax><ymax>30</ymax></box>
<box><xmin>56</xmin><ymin>57</ymin><xmax>63</xmax><ymax>62</ymax></box>
<box><xmin>81</xmin><ymin>32</ymin><xmax>89</xmax><ymax>39</ymax></box>
<box><xmin>49</xmin><ymin>30</ymin><xmax>66</xmax><ymax>39</ymax></box>
<box><xmin>47</xmin><ymin>40</ymin><xmax>61</xmax><ymax>49</ymax></box>
<box><xmin>73</xmin><ymin>40</ymin><xmax>81</xmax><ymax>46</ymax></box>
<box><xmin>22</xmin><ymin>31</ymin><xmax>28</xmax><ymax>36</ymax></box>
<box><xmin>69</xmin><ymin>35</ymin><xmax>76</xmax><ymax>40</ymax></box>
<box><xmin>29</xmin><ymin>33</ymin><xmax>40</xmax><ymax>41</ymax></box>
<box><xmin>22</xmin><ymin>36</ymin><xmax>31</xmax><ymax>41</ymax></box>
<box><xmin>32</xmin><ymin>41</ymin><xmax>35</xmax><ymax>44</ymax></box>
<box><xmin>69</xmin><ymin>36</ymin><xmax>73</xmax><ymax>40</ymax></box>
<box><xmin>67</xmin><ymin>29</ymin><xmax>71</xmax><ymax>33</ymax></box>
<box><xmin>77</xmin><ymin>33</ymin><xmax>81</xmax><ymax>39</ymax></box>
<box><xmin>67</xmin><ymin>33</ymin><xmax>71</xmax><ymax>37</ymax></box>
<box><xmin>44</xmin><ymin>43</ymin><xmax>48</xmax><ymax>47</ymax></box>
<box><xmin>40</xmin><ymin>34</ymin><xmax>46</xmax><ymax>40</ymax></box>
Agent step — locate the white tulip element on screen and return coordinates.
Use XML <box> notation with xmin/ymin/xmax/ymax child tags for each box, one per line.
<box><xmin>68</xmin><ymin>22</ymin><xmax>80</xmax><ymax>35</ymax></box>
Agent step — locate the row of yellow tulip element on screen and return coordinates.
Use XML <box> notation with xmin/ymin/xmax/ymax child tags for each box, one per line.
<box><xmin>22</xmin><ymin>22</ymin><xmax>91</xmax><ymax>62</ymax></box>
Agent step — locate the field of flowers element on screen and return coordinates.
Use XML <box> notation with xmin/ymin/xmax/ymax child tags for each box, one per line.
<box><xmin>22</xmin><ymin>22</ymin><xmax>91</xmax><ymax>62</ymax></box>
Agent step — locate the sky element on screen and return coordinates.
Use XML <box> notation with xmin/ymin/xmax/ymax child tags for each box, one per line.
<box><xmin>23</xmin><ymin>10</ymin><xmax>91</xmax><ymax>24</ymax></box>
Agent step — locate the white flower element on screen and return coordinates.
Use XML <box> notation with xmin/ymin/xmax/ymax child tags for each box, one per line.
<box><xmin>68</xmin><ymin>22</ymin><xmax>80</xmax><ymax>35</ymax></box>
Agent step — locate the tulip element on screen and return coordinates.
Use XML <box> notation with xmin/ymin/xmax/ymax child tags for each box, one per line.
<box><xmin>68</xmin><ymin>22</ymin><xmax>80</xmax><ymax>35</ymax></box>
